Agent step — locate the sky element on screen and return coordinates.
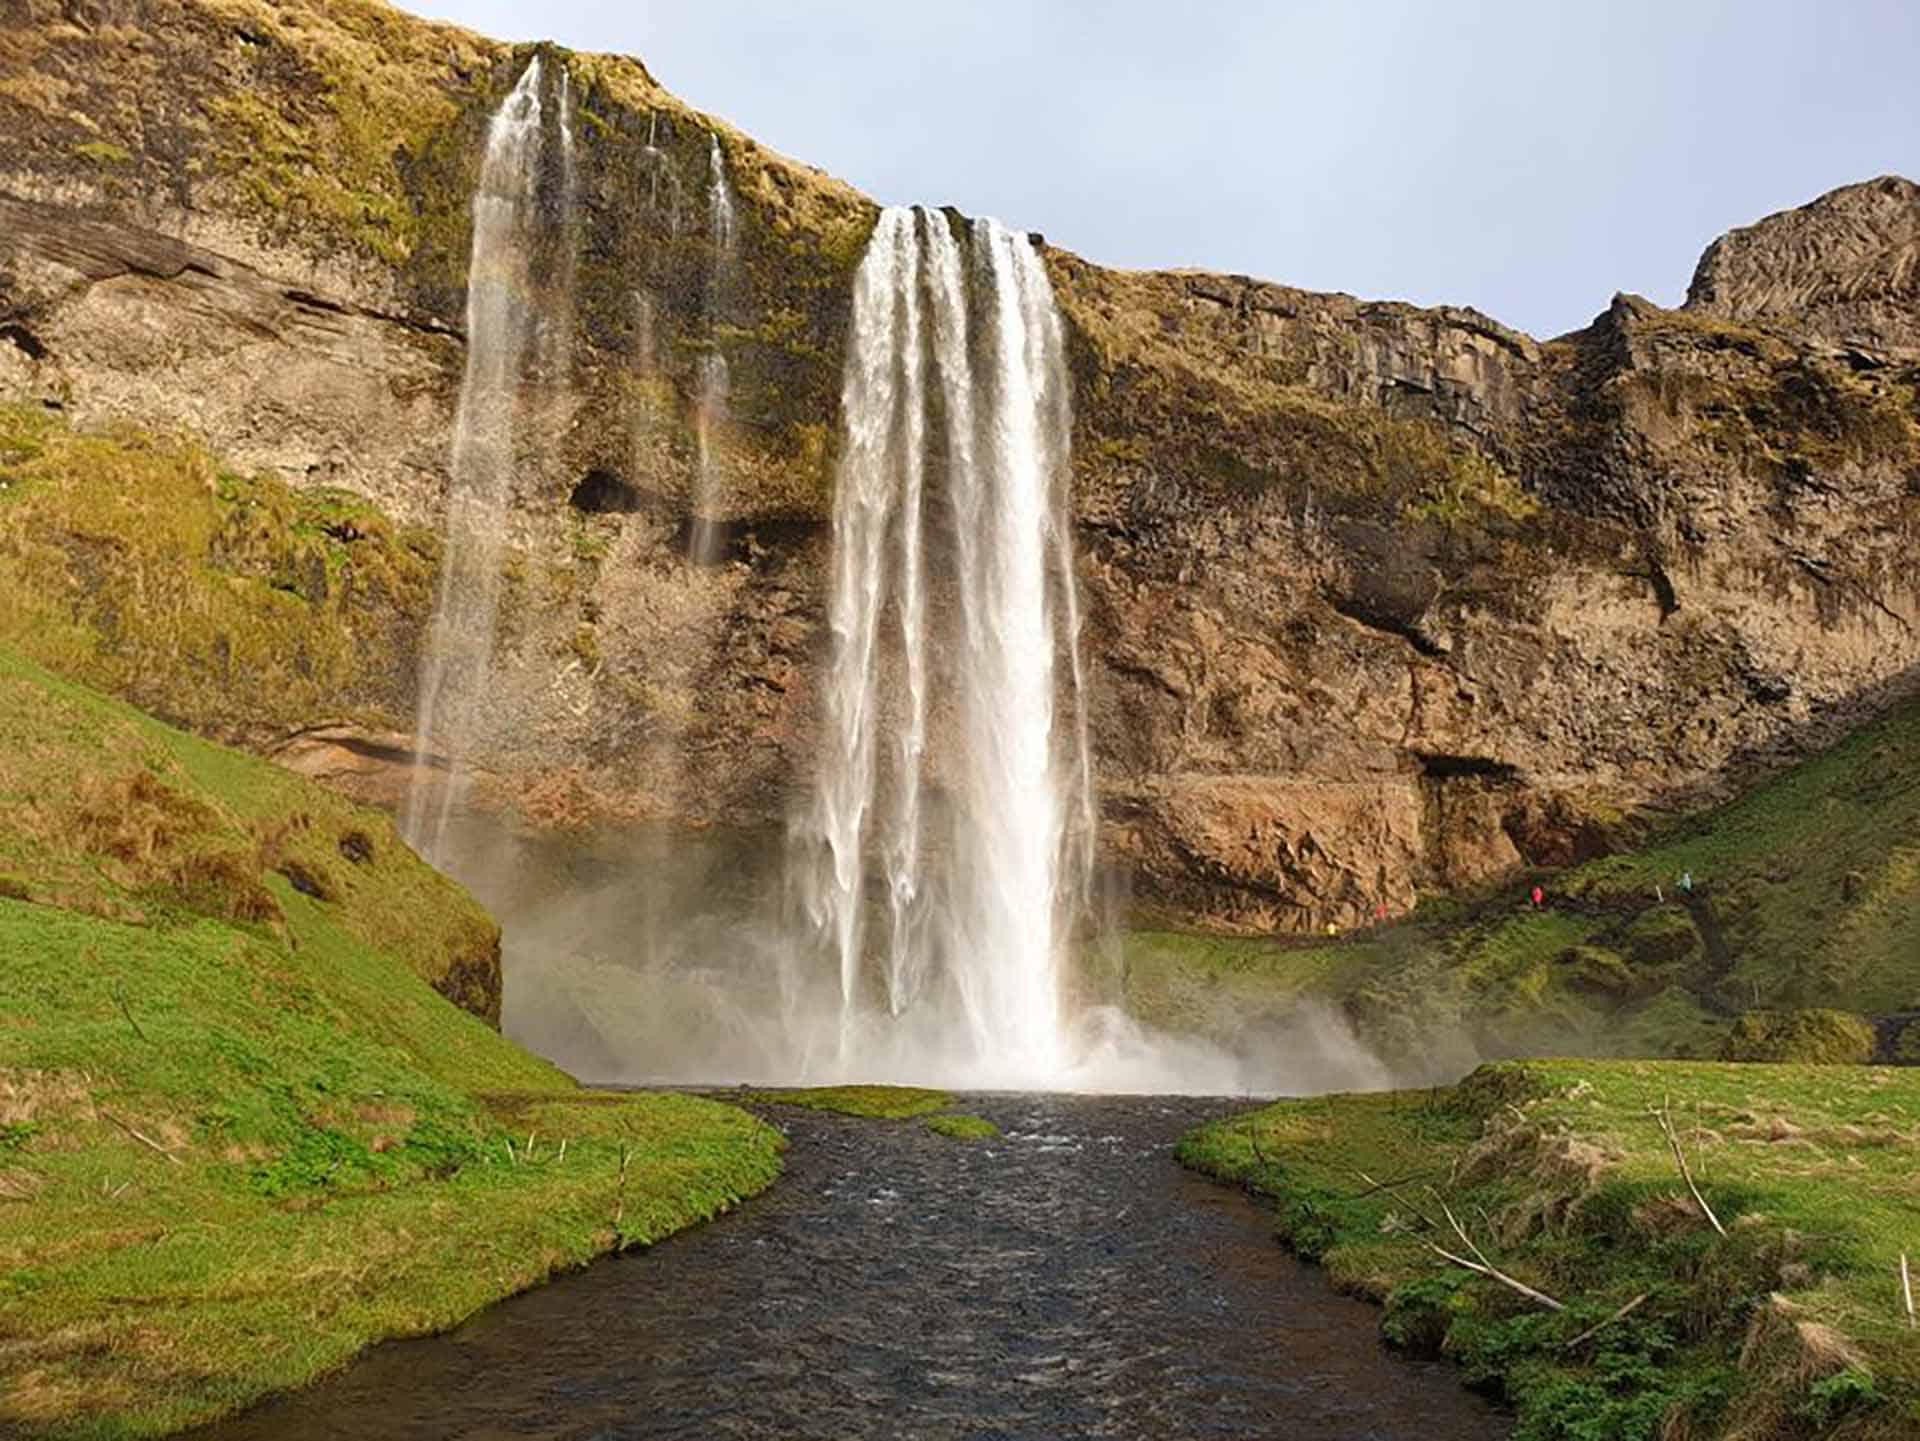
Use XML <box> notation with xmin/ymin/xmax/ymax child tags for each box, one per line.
<box><xmin>402</xmin><ymin>0</ymin><xmax>1919</xmax><ymax>339</ymax></box>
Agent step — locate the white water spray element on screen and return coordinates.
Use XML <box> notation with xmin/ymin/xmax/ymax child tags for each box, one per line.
<box><xmin>403</xmin><ymin>56</ymin><xmax>568</xmax><ymax>861</ymax></box>
<box><xmin>794</xmin><ymin>207</ymin><xmax>1092</xmax><ymax>1087</ymax></box>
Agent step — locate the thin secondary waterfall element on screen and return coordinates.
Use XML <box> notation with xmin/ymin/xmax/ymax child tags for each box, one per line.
<box><xmin>796</xmin><ymin>206</ymin><xmax>1092</xmax><ymax>1085</ymax></box>
<box><xmin>403</xmin><ymin>56</ymin><xmax>568</xmax><ymax>862</ymax></box>
<box><xmin>689</xmin><ymin>134</ymin><xmax>735</xmax><ymax>564</ymax></box>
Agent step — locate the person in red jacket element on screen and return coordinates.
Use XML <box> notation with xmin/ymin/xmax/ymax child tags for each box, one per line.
<box><xmin>1530</xmin><ymin>884</ymin><xmax>1544</xmax><ymax>908</ymax></box>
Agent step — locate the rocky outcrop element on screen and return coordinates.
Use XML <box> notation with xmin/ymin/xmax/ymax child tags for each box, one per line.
<box><xmin>1687</xmin><ymin>175</ymin><xmax>1920</xmax><ymax>356</ymax></box>
<box><xmin>3</xmin><ymin>0</ymin><xmax>1919</xmax><ymax>932</ymax></box>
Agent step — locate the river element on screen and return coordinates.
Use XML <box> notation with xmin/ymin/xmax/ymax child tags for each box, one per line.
<box><xmin>196</xmin><ymin>1094</ymin><xmax>1506</xmax><ymax>1439</ymax></box>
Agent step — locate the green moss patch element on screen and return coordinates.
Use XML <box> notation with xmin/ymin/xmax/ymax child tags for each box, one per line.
<box><xmin>745</xmin><ymin>1086</ymin><xmax>953</xmax><ymax>1120</ymax></box>
<box><xmin>0</xmin><ymin>405</ymin><xmax>432</xmax><ymax>746</ymax></box>
<box><xmin>925</xmin><ymin>1113</ymin><xmax>999</xmax><ymax>1142</ymax></box>
<box><xmin>1719</xmin><ymin>1009</ymin><xmax>1877</xmax><ymax>1065</ymax></box>
<box><xmin>1181</xmin><ymin>1059</ymin><xmax>1920</xmax><ymax>1440</ymax></box>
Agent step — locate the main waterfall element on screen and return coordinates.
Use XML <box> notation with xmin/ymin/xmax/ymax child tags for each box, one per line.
<box><xmin>794</xmin><ymin>207</ymin><xmax>1095</xmax><ymax>1087</ymax></box>
<box><xmin>403</xmin><ymin>56</ymin><xmax>572</xmax><ymax>862</ymax></box>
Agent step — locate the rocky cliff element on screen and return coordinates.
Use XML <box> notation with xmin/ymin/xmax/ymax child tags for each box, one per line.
<box><xmin>4</xmin><ymin>0</ymin><xmax>1918</xmax><ymax>932</ymax></box>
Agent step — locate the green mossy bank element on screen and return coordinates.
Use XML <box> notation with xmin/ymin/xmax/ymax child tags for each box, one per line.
<box><xmin>0</xmin><ymin>652</ymin><xmax>780</xmax><ymax>1439</ymax></box>
<box><xmin>1181</xmin><ymin>1061</ymin><xmax>1920</xmax><ymax>1441</ymax></box>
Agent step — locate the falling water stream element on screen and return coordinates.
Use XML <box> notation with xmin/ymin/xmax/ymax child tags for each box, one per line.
<box><xmin>404</xmin><ymin>56</ymin><xmax>573</xmax><ymax>864</ymax></box>
<box><xmin>793</xmin><ymin>208</ymin><xmax>1092</xmax><ymax>1088</ymax></box>
<box><xmin>688</xmin><ymin>134</ymin><xmax>736</xmax><ymax>565</ymax></box>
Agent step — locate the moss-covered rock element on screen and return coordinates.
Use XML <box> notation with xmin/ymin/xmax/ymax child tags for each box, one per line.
<box><xmin>0</xmin><ymin>404</ymin><xmax>431</xmax><ymax>748</ymax></box>
<box><xmin>1720</xmin><ymin>1009</ymin><xmax>1877</xmax><ymax>1064</ymax></box>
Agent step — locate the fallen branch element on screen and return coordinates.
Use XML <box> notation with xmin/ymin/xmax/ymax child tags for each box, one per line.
<box><xmin>1426</xmin><ymin>1199</ymin><xmax>1565</xmax><ymax>1312</ymax></box>
<box><xmin>1563</xmin><ymin>1292</ymin><xmax>1651</xmax><ymax>1350</ymax></box>
<box><xmin>101</xmin><ymin>1111</ymin><xmax>183</xmax><ymax>1166</ymax></box>
<box><xmin>1653</xmin><ymin>1094</ymin><xmax>1725</xmax><ymax>1237</ymax></box>
<box><xmin>1903</xmin><ymin>1253</ymin><xmax>1915</xmax><ymax>1330</ymax></box>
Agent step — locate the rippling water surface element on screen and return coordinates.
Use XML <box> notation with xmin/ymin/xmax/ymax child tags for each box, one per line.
<box><xmin>199</xmin><ymin>1095</ymin><xmax>1507</xmax><ymax>1440</ymax></box>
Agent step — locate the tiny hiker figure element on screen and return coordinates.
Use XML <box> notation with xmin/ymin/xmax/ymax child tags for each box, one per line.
<box><xmin>1375</xmin><ymin>899</ymin><xmax>1388</xmax><ymax>924</ymax></box>
<box><xmin>1530</xmin><ymin>885</ymin><xmax>1544</xmax><ymax>908</ymax></box>
<box><xmin>1679</xmin><ymin>870</ymin><xmax>1693</xmax><ymax>895</ymax></box>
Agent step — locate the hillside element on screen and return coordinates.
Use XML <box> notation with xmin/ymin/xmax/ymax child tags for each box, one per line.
<box><xmin>1</xmin><ymin>1</ymin><xmax>1917</xmax><ymax>931</ymax></box>
<box><xmin>1124</xmin><ymin>683</ymin><xmax>1920</xmax><ymax>1076</ymax></box>
<box><xmin>0</xmin><ymin>651</ymin><xmax>780</xmax><ymax>1439</ymax></box>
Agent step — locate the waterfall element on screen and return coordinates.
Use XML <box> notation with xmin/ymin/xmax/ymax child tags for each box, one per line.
<box><xmin>688</xmin><ymin>134</ymin><xmax>735</xmax><ymax>565</ymax></box>
<box><xmin>706</xmin><ymin>132</ymin><xmax>736</xmax><ymax>253</ymax></box>
<box><xmin>403</xmin><ymin>55</ymin><xmax>569</xmax><ymax>862</ymax></box>
<box><xmin>795</xmin><ymin>206</ymin><xmax>1091</xmax><ymax>1085</ymax></box>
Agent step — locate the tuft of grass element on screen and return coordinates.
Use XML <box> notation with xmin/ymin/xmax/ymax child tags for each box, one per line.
<box><xmin>1181</xmin><ymin>1058</ymin><xmax>1920</xmax><ymax>1441</ymax></box>
<box><xmin>745</xmin><ymin>1086</ymin><xmax>953</xmax><ymax>1120</ymax></box>
<box><xmin>0</xmin><ymin>652</ymin><xmax>781</xmax><ymax>1438</ymax></box>
<box><xmin>925</xmin><ymin>1113</ymin><xmax>999</xmax><ymax>1142</ymax></box>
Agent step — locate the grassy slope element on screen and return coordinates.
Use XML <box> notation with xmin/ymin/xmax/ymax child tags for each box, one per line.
<box><xmin>0</xmin><ymin>653</ymin><xmax>780</xmax><ymax>1439</ymax></box>
<box><xmin>1182</xmin><ymin>1061</ymin><xmax>1920</xmax><ymax>1441</ymax></box>
<box><xmin>0</xmin><ymin>403</ymin><xmax>433</xmax><ymax>750</ymax></box>
<box><xmin>1125</xmin><ymin>693</ymin><xmax>1920</xmax><ymax>1075</ymax></box>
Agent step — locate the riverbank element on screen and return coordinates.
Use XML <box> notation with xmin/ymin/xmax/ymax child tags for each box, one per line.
<box><xmin>1180</xmin><ymin>1060</ymin><xmax>1920</xmax><ymax>1440</ymax></box>
<box><xmin>0</xmin><ymin>653</ymin><xmax>781</xmax><ymax>1438</ymax></box>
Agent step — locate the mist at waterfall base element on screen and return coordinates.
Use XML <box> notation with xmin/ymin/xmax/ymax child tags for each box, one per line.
<box><xmin>433</xmin><ymin>812</ymin><xmax>1393</xmax><ymax>1097</ymax></box>
<box><xmin>404</xmin><ymin>75</ymin><xmax>1389</xmax><ymax>1095</ymax></box>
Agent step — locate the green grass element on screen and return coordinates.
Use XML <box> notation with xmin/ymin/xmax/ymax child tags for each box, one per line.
<box><xmin>1124</xmin><ymin>693</ymin><xmax>1920</xmax><ymax>1073</ymax></box>
<box><xmin>1181</xmin><ymin>1060</ymin><xmax>1920</xmax><ymax>1441</ymax></box>
<box><xmin>0</xmin><ymin>653</ymin><xmax>780</xmax><ymax>1438</ymax></box>
<box><xmin>744</xmin><ymin>1086</ymin><xmax>954</xmax><ymax>1120</ymax></box>
<box><xmin>0</xmin><ymin>404</ymin><xmax>434</xmax><ymax>748</ymax></box>
<box><xmin>925</xmin><ymin>1113</ymin><xmax>999</xmax><ymax>1142</ymax></box>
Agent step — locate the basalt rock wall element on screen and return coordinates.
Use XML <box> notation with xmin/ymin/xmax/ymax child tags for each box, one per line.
<box><xmin>4</xmin><ymin>0</ymin><xmax>1919</xmax><ymax>931</ymax></box>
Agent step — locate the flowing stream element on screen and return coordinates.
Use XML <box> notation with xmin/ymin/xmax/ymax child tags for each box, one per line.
<box><xmin>192</xmin><ymin>1096</ymin><xmax>1507</xmax><ymax>1440</ymax></box>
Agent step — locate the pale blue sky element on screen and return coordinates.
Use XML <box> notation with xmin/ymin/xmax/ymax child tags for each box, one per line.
<box><xmin>402</xmin><ymin>1</ymin><xmax>1918</xmax><ymax>339</ymax></box>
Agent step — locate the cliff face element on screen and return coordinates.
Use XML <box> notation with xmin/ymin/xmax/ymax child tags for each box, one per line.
<box><xmin>4</xmin><ymin>0</ymin><xmax>1919</xmax><ymax>932</ymax></box>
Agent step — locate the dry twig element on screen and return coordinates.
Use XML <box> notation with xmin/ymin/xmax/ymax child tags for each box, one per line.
<box><xmin>101</xmin><ymin>1111</ymin><xmax>182</xmax><ymax>1166</ymax></box>
<box><xmin>1424</xmin><ymin>1199</ymin><xmax>1565</xmax><ymax>1312</ymax></box>
<box><xmin>614</xmin><ymin>1144</ymin><xmax>632</xmax><ymax>1233</ymax></box>
<box><xmin>1350</xmin><ymin>1168</ymin><xmax>1438</xmax><ymax>1199</ymax></box>
<box><xmin>114</xmin><ymin>985</ymin><xmax>148</xmax><ymax>1043</ymax></box>
<box><xmin>1653</xmin><ymin>1094</ymin><xmax>1725</xmax><ymax>1237</ymax></box>
<box><xmin>1903</xmin><ymin>1253</ymin><xmax>1915</xmax><ymax>1330</ymax></box>
<box><xmin>1563</xmin><ymin>1293</ymin><xmax>1651</xmax><ymax>1350</ymax></box>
